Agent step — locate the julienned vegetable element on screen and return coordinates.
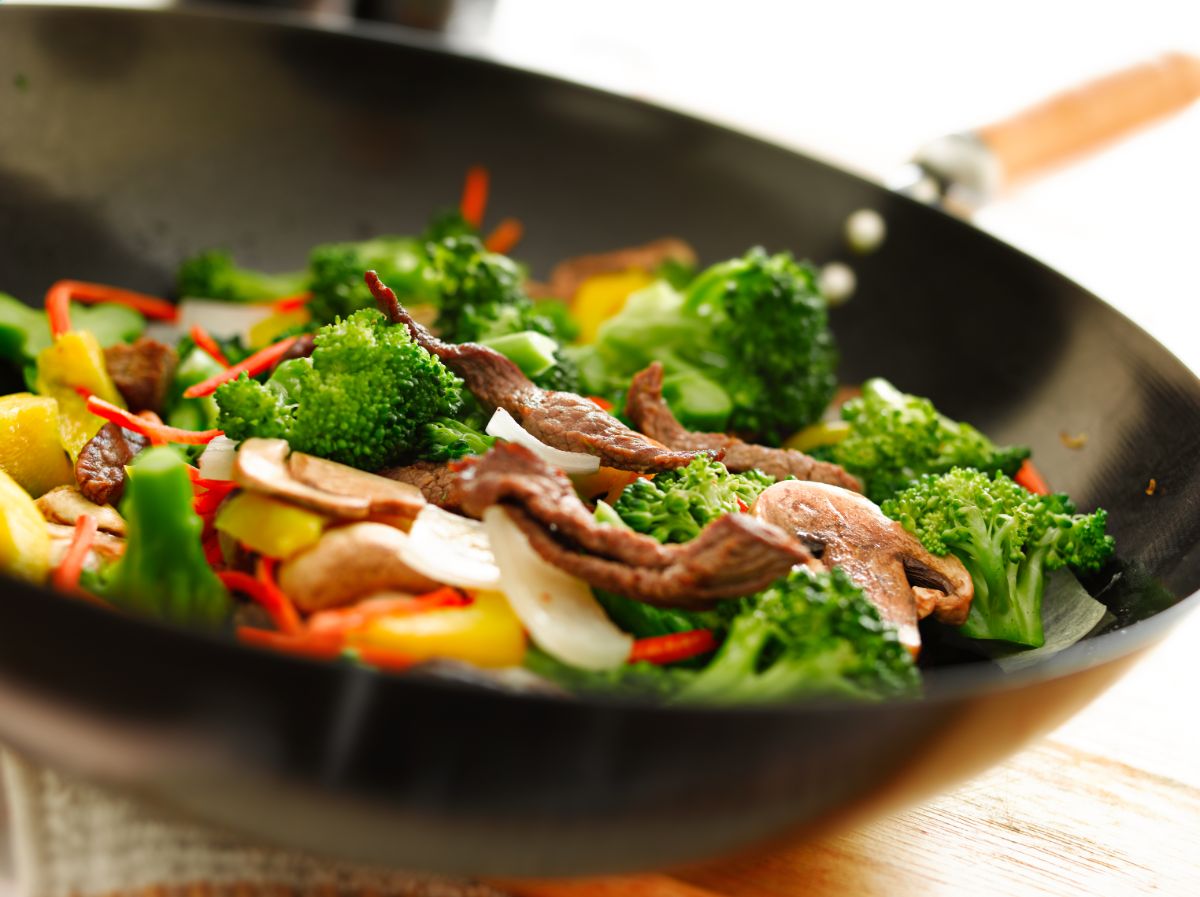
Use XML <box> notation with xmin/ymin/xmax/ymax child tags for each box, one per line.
<box><xmin>827</xmin><ymin>378</ymin><xmax>1031</xmax><ymax>503</ymax></box>
<box><xmin>882</xmin><ymin>468</ymin><xmax>1114</xmax><ymax>647</ymax></box>
<box><xmin>612</xmin><ymin>455</ymin><xmax>775</xmax><ymax>543</ymax></box>
<box><xmin>575</xmin><ymin>248</ymin><xmax>837</xmax><ymax>442</ymax></box>
<box><xmin>214</xmin><ymin>308</ymin><xmax>464</xmax><ymax>471</ymax></box>
<box><xmin>94</xmin><ymin>447</ymin><xmax>232</xmax><ymax>628</ymax></box>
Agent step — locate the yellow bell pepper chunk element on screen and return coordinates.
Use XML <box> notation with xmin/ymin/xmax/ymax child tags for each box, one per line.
<box><xmin>0</xmin><ymin>468</ymin><xmax>52</xmax><ymax>583</ymax></box>
<box><xmin>573</xmin><ymin>269</ymin><xmax>656</xmax><ymax>344</ymax></box>
<box><xmin>215</xmin><ymin>491</ymin><xmax>326</xmax><ymax>559</ymax></box>
<box><xmin>35</xmin><ymin>330</ymin><xmax>126</xmax><ymax>459</ymax></box>
<box><xmin>248</xmin><ymin>308</ymin><xmax>311</xmax><ymax>349</ymax></box>
<box><xmin>0</xmin><ymin>393</ymin><xmax>74</xmax><ymax>497</ymax></box>
<box><xmin>784</xmin><ymin>419</ymin><xmax>852</xmax><ymax>453</ymax></box>
<box><xmin>352</xmin><ymin>590</ymin><xmax>526</xmax><ymax>668</ymax></box>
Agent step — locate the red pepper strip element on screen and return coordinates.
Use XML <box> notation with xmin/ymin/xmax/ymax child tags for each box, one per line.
<box><xmin>46</xmin><ymin>281</ymin><xmax>74</xmax><ymax>338</ymax></box>
<box><xmin>256</xmin><ymin>556</ymin><xmax>303</xmax><ymax>636</ymax></box>
<box><xmin>220</xmin><ymin>570</ymin><xmax>300</xmax><ymax>636</ymax></box>
<box><xmin>183</xmin><ymin>335</ymin><xmax>299</xmax><ymax>399</ymax></box>
<box><xmin>46</xmin><ymin>279</ymin><xmax>178</xmax><ymax>322</ymax></box>
<box><xmin>354</xmin><ymin>644</ymin><xmax>418</xmax><ymax>673</ymax></box>
<box><xmin>483</xmin><ymin>217</ymin><xmax>524</xmax><ymax>255</ymax></box>
<box><xmin>189</xmin><ymin>324</ymin><xmax>231</xmax><ymax>367</ymax></box>
<box><xmin>202</xmin><ymin>532</ymin><xmax>224</xmax><ymax>569</ymax></box>
<box><xmin>271</xmin><ymin>291</ymin><xmax>312</xmax><ymax>313</ymax></box>
<box><xmin>237</xmin><ymin>626</ymin><xmax>345</xmax><ymax>660</ymax></box>
<box><xmin>459</xmin><ymin>165</ymin><xmax>490</xmax><ymax>228</ymax></box>
<box><xmin>193</xmin><ymin>488</ymin><xmax>230</xmax><ymax>516</ymax></box>
<box><xmin>191</xmin><ymin>476</ymin><xmax>237</xmax><ymax>496</ymax></box>
<box><xmin>1015</xmin><ymin>459</ymin><xmax>1050</xmax><ymax>495</ymax></box>
<box><xmin>736</xmin><ymin>497</ymin><xmax>749</xmax><ymax>513</ymax></box>
<box><xmin>51</xmin><ymin>514</ymin><xmax>99</xmax><ymax>593</ymax></box>
<box><xmin>306</xmin><ymin>587</ymin><xmax>470</xmax><ymax>636</ymax></box>
<box><xmin>588</xmin><ymin>395</ymin><xmax>614</xmax><ymax>412</ymax></box>
<box><xmin>73</xmin><ymin>386</ymin><xmax>93</xmax><ymax>400</ymax></box>
<box><xmin>629</xmin><ymin>629</ymin><xmax>718</xmax><ymax>665</ymax></box>
<box><xmin>86</xmin><ymin>395</ymin><xmax>224</xmax><ymax>445</ymax></box>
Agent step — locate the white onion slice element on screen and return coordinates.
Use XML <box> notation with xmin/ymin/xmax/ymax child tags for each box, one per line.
<box><xmin>197</xmin><ymin>436</ymin><xmax>239</xmax><ymax>481</ymax></box>
<box><xmin>177</xmin><ymin>299</ymin><xmax>274</xmax><ymax>344</ymax></box>
<box><xmin>485</xmin><ymin>408</ymin><xmax>600</xmax><ymax>474</ymax></box>
<box><xmin>397</xmin><ymin>505</ymin><xmax>500</xmax><ymax>590</ymax></box>
<box><xmin>483</xmin><ymin>506</ymin><xmax>631</xmax><ymax>671</ymax></box>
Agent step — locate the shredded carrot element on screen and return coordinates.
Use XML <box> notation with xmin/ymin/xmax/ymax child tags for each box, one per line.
<box><xmin>45</xmin><ymin>279</ymin><xmax>178</xmax><ymax>322</ymax></box>
<box><xmin>189</xmin><ymin>324</ymin><xmax>230</xmax><ymax>367</ymax></box>
<box><xmin>51</xmin><ymin>514</ymin><xmax>99</xmax><ymax>594</ymax></box>
<box><xmin>306</xmin><ymin>587</ymin><xmax>470</xmax><ymax>636</ymax></box>
<box><xmin>256</xmin><ymin>556</ymin><xmax>303</xmax><ymax>636</ymax></box>
<box><xmin>588</xmin><ymin>396</ymin><xmax>614</xmax><ymax>412</ymax></box>
<box><xmin>629</xmin><ymin>629</ymin><xmax>718</xmax><ymax>665</ymax></box>
<box><xmin>193</xmin><ymin>488</ymin><xmax>230</xmax><ymax>517</ymax></box>
<box><xmin>354</xmin><ymin>644</ymin><xmax>418</xmax><ymax>673</ymax></box>
<box><xmin>236</xmin><ymin>626</ymin><xmax>345</xmax><ymax>660</ymax></box>
<box><xmin>183</xmin><ymin>335</ymin><xmax>299</xmax><ymax>399</ymax></box>
<box><xmin>1014</xmin><ymin>459</ymin><xmax>1050</xmax><ymax>495</ymax></box>
<box><xmin>271</xmin><ymin>291</ymin><xmax>312</xmax><ymax>313</ymax></box>
<box><xmin>46</xmin><ymin>281</ymin><xmax>74</xmax><ymax>338</ymax></box>
<box><xmin>203</xmin><ymin>531</ymin><xmax>224</xmax><ymax>569</ymax></box>
<box><xmin>484</xmin><ymin>217</ymin><xmax>524</xmax><ymax>255</ymax></box>
<box><xmin>460</xmin><ymin>165</ymin><xmax>490</xmax><ymax>228</ymax></box>
<box><xmin>86</xmin><ymin>395</ymin><xmax>223</xmax><ymax>445</ymax></box>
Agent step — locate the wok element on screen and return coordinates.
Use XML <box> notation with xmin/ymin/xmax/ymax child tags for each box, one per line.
<box><xmin>0</xmin><ymin>4</ymin><xmax>1197</xmax><ymax>878</ymax></box>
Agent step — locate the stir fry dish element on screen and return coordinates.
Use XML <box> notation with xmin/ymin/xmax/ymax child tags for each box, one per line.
<box><xmin>0</xmin><ymin>169</ymin><xmax>1116</xmax><ymax>703</ymax></box>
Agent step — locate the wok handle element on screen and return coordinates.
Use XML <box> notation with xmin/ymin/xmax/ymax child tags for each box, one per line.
<box><xmin>902</xmin><ymin>52</ymin><xmax>1200</xmax><ymax>213</ymax></box>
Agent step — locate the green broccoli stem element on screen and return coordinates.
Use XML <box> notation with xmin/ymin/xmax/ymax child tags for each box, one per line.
<box><xmin>101</xmin><ymin>447</ymin><xmax>231</xmax><ymax>628</ymax></box>
<box><xmin>956</xmin><ymin>541</ymin><xmax>1047</xmax><ymax>648</ymax></box>
<box><xmin>479</xmin><ymin>330</ymin><xmax>560</xmax><ymax>378</ymax></box>
<box><xmin>676</xmin><ymin>615</ymin><xmax>768</xmax><ymax>703</ymax></box>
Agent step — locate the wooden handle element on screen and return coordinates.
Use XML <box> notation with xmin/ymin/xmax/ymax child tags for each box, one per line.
<box><xmin>976</xmin><ymin>52</ymin><xmax>1200</xmax><ymax>186</ymax></box>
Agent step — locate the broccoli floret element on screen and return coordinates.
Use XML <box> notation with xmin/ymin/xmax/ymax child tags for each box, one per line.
<box><xmin>177</xmin><ymin>249</ymin><xmax>308</xmax><ymax>303</ymax></box>
<box><xmin>882</xmin><ymin>468</ymin><xmax>1114</xmax><ymax>647</ymax></box>
<box><xmin>831</xmin><ymin>378</ymin><xmax>1030</xmax><ymax>503</ymax></box>
<box><xmin>95</xmin><ymin>447</ymin><xmax>231</xmax><ymax>628</ymax></box>
<box><xmin>576</xmin><ymin>248</ymin><xmax>837</xmax><ymax>443</ymax></box>
<box><xmin>308</xmin><ymin>237</ymin><xmax>436</xmax><ymax>324</ymax></box>
<box><xmin>426</xmin><ymin>235</ymin><xmax>562</xmax><ymax>344</ymax></box>
<box><xmin>422</xmin><ymin>209</ymin><xmax>478</xmax><ymax>242</ymax></box>
<box><xmin>523</xmin><ymin>646</ymin><xmax>694</xmax><ymax>699</ymax></box>
<box><xmin>418</xmin><ymin>417</ymin><xmax>497</xmax><ymax>462</ymax></box>
<box><xmin>214</xmin><ymin>308</ymin><xmax>463</xmax><ymax>470</ymax></box>
<box><xmin>679</xmin><ymin>568</ymin><xmax>920</xmax><ymax>703</ymax></box>
<box><xmin>530</xmin><ymin>347</ymin><xmax>582</xmax><ymax>394</ymax></box>
<box><xmin>612</xmin><ymin>455</ymin><xmax>775</xmax><ymax>543</ymax></box>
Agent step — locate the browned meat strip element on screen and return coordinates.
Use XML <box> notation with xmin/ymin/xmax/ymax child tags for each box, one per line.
<box><xmin>366</xmin><ymin>271</ymin><xmax>709</xmax><ymax>473</ymax></box>
<box><xmin>535</xmin><ymin>238</ymin><xmax>697</xmax><ymax>301</ymax></box>
<box><xmin>104</xmin><ymin>338</ymin><xmax>178</xmax><ymax>414</ymax></box>
<box><xmin>752</xmin><ymin>480</ymin><xmax>974</xmax><ymax>655</ymax></box>
<box><xmin>627</xmin><ymin>362</ymin><xmax>862</xmax><ymax>490</ymax></box>
<box><xmin>459</xmin><ymin>443</ymin><xmax>814</xmax><ymax>608</ymax></box>
<box><xmin>380</xmin><ymin>461</ymin><xmax>463</xmax><ymax>512</ymax></box>
<box><xmin>75</xmin><ymin>423</ymin><xmax>149</xmax><ymax>506</ymax></box>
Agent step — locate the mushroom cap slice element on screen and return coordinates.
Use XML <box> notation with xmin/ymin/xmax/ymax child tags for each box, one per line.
<box><xmin>36</xmin><ymin>486</ymin><xmax>126</xmax><ymax>536</ymax></box>
<box><xmin>234</xmin><ymin>438</ymin><xmax>371</xmax><ymax>519</ymax></box>
<box><xmin>278</xmin><ymin>522</ymin><xmax>440</xmax><ymax>613</ymax></box>
<box><xmin>288</xmin><ymin>452</ymin><xmax>424</xmax><ymax>520</ymax></box>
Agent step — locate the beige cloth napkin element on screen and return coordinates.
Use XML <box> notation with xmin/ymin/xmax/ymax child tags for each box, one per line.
<box><xmin>1</xmin><ymin>752</ymin><xmax>509</xmax><ymax>897</ymax></box>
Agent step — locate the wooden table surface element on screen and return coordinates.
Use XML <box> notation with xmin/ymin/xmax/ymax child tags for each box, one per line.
<box><xmin>504</xmin><ymin>608</ymin><xmax>1200</xmax><ymax>897</ymax></box>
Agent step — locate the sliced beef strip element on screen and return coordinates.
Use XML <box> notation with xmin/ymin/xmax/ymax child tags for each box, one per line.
<box><xmin>536</xmin><ymin>237</ymin><xmax>698</xmax><ymax>301</ymax></box>
<box><xmin>366</xmin><ymin>271</ymin><xmax>709</xmax><ymax>474</ymax></box>
<box><xmin>380</xmin><ymin>461</ymin><xmax>463</xmax><ymax>512</ymax></box>
<box><xmin>752</xmin><ymin>480</ymin><xmax>974</xmax><ymax>655</ymax></box>
<box><xmin>458</xmin><ymin>443</ymin><xmax>814</xmax><ymax>608</ymax></box>
<box><xmin>75</xmin><ymin>423</ymin><xmax>149</xmax><ymax>507</ymax></box>
<box><xmin>626</xmin><ymin>362</ymin><xmax>862</xmax><ymax>490</ymax></box>
<box><xmin>104</xmin><ymin>337</ymin><xmax>178</xmax><ymax>414</ymax></box>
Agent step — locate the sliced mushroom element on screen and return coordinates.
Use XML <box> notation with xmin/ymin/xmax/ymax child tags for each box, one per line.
<box><xmin>277</xmin><ymin>522</ymin><xmax>440</xmax><ymax>612</ymax></box>
<box><xmin>46</xmin><ymin>522</ymin><xmax>125</xmax><ymax>570</ymax></box>
<box><xmin>288</xmin><ymin>452</ymin><xmax>424</xmax><ymax>521</ymax></box>
<box><xmin>36</xmin><ymin>486</ymin><xmax>126</xmax><ymax>536</ymax></box>
<box><xmin>234</xmin><ymin>438</ymin><xmax>371</xmax><ymax>519</ymax></box>
<box><xmin>752</xmin><ymin>480</ymin><xmax>974</xmax><ymax>655</ymax></box>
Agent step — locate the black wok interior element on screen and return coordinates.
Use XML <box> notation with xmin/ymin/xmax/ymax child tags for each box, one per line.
<box><xmin>0</xmin><ymin>5</ymin><xmax>1197</xmax><ymax>877</ymax></box>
